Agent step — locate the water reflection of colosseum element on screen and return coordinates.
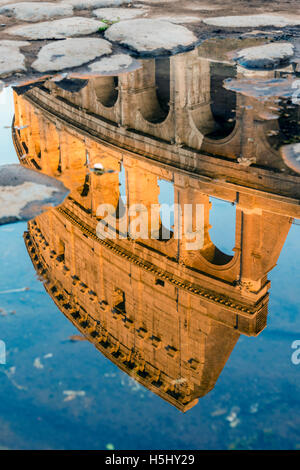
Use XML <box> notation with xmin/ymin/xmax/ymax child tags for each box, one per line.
<box><xmin>13</xmin><ymin>45</ymin><xmax>300</xmax><ymax>411</ymax></box>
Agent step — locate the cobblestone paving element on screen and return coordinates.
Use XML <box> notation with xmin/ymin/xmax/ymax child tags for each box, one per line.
<box><xmin>0</xmin><ymin>0</ymin><xmax>298</xmax><ymax>82</ymax></box>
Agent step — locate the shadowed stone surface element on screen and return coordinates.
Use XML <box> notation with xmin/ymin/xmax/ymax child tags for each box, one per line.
<box><xmin>0</xmin><ymin>2</ymin><xmax>73</xmax><ymax>21</ymax></box>
<box><xmin>32</xmin><ymin>37</ymin><xmax>112</xmax><ymax>72</ymax></box>
<box><xmin>0</xmin><ymin>40</ymin><xmax>29</xmax><ymax>77</ymax></box>
<box><xmin>0</xmin><ymin>164</ymin><xmax>69</xmax><ymax>225</ymax></box>
<box><xmin>105</xmin><ymin>18</ymin><xmax>198</xmax><ymax>54</ymax></box>
<box><xmin>7</xmin><ymin>16</ymin><xmax>102</xmax><ymax>39</ymax></box>
<box><xmin>93</xmin><ymin>7</ymin><xmax>147</xmax><ymax>21</ymax></box>
<box><xmin>62</xmin><ymin>0</ymin><xmax>130</xmax><ymax>9</ymax></box>
<box><xmin>203</xmin><ymin>14</ymin><xmax>300</xmax><ymax>28</ymax></box>
<box><xmin>235</xmin><ymin>42</ymin><xmax>295</xmax><ymax>69</ymax></box>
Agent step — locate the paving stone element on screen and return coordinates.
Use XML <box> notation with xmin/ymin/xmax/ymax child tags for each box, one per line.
<box><xmin>0</xmin><ymin>164</ymin><xmax>68</xmax><ymax>225</ymax></box>
<box><xmin>93</xmin><ymin>7</ymin><xmax>147</xmax><ymax>22</ymax></box>
<box><xmin>203</xmin><ymin>14</ymin><xmax>300</xmax><ymax>28</ymax></box>
<box><xmin>105</xmin><ymin>18</ymin><xmax>198</xmax><ymax>55</ymax></box>
<box><xmin>0</xmin><ymin>2</ymin><xmax>73</xmax><ymax>21</ymax></box>
<box><xmin>32</xmin><ymin>37</ymin><xmax>112</xmax><ymax>72</ymax></box>
<box><xmin>235</xmin><ymin>42</ymin><xmax>295</xmax><ymax>69</ymax></box>
<box><xmin>88</xmin><ymin>53</ymin><xmax>133</xmax><ymax>73</ymax></box>
<box><xmin>0</xmin><ymin>40</ymin><xmax>29</xmax><ymax>77</ymax></box>
<box><xmin>7</xmin><ymin>16</ymin><xmax>102</xmax><ymax>39</ymax></box>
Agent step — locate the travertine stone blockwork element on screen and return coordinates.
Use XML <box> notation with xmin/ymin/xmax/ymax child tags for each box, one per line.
<box><xmin>15</xmin><ymin>89</ymin><xmax>296</xmax><ymax>410</ymax></box>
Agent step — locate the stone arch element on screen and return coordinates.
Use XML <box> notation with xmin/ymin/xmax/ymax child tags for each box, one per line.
<box><xmin>208</xmin><ymin>197</ymin><xmax>236</xmax><ymax>256</ymax></box>
<box><xmin>183</xmin><ymin>194</ymin><xmax>237</xmax><ymax>268</ymax></box>
<box><xmin>179</xmin><ymin>56</ymin><xmax>239</xmax><ymax>154</ymax></box>
<box><xmin>133</xmin><ymin>58</ymin><xmax>170</xmax><ymax>125</ymax></box>
<box><xmin>206</xmin><ymin>62</ymin><xmax>237</xmax><ymax>140</ymax></box>
<box><xmin>133</xmin><ymin>109</ymin><xmax>174</xmax><ymax>142</ymax></box>
<box><xmin>200</xmin><ymin>196</ymin><xmax>236</xmax><ymax>267</ymax></box>
<box><xmin>187</xmin><ymin>60</ymin><xmax>237</xmax><ymax>143</ymax></box>
<box><xmin>201</xmin><ymin>120</ymin><xmax>241</xmax><ymax>159</ymax></box>
<box><xmin>154</xmin><ymin>57</ymin><xmax>171</xmax><ymax>121</ymax></box>
<box><xmin>86</xmin><ymin>77</ymin><xmax>120</xmax><ymax>124</ymax></box>
<box><xmin>156</xmin><ymin>178</ymin><xmax>179</xmax><ymax>242</ymax></box>
<box><xmin>93</xmin><ymin>76</ymin><xmax>119</xmax><ymax>108</ymax></box>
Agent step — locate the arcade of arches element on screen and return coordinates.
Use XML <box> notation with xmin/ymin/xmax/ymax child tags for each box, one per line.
<box><xmin>12</xmin><ymin>44</ymin><xmax>300</xmax><ymax>411</ymax></box>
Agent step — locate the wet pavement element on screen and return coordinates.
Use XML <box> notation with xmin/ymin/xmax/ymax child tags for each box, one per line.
<box><xmin>0</xmin><ymin>28</ymin><xmax>300</xmax><ymax>450</ymax></box>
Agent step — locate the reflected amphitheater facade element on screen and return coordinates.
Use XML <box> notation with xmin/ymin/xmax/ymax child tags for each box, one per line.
<box><xmin>12</xmin><ymin>45</ymin><xmax>300</xmax><ymax>411</ymax></box>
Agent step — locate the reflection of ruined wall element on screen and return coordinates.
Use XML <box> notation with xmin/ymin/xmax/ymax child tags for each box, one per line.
<box><xmin>15</xmin><ymin>91</ymin><xmax>295</xmax><ymax>289</ymax></box>
<box><xmin>18</xmin><ymin>52</ymin><xmax>300</xmax><ymax>202</ymax></box>
<box><xmin>29</xmin><ymin>46</ymin><xmax>296</xmax><ymax>170</ymax></box>
<box><xmin>25</xmin><ymin>214</ymin><xmax>242</xmax><ymax>412</ymax></box>
<box><xmin>14</xmin><ymin>92</ymin><xmax>294</xmax><ymax>287</ymax></box>
<box><xmin>23</xmin><ymin>172</ymin><xmax>290</xmax><ymax>411</ymax></box>
<box><xmin>16</xmin><ymin>89</ymin><xmax>296</xmax><ymax>411</ymax></box>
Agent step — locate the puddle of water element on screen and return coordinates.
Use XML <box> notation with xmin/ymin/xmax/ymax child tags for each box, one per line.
<box><xmin>0</xmin><ymin>37</ymin><xmax>300</xmax><ymax>450</ymax></box>
<box><xmin>0</xmin><ymin>88</ymin><xmax>17</xmax><ymax>165</ymax></box>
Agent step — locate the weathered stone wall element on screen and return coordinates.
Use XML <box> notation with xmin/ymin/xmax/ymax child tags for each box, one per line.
<box><xmin>16</xmin><ymin>88</ymin><xmax>295</xmax><ymax>410</ymax></box>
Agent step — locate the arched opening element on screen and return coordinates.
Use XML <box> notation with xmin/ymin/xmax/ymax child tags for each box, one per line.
<box><xmin>93</xmin><ymin>76</ymin><xmax>119</xmax><ymax>108</ymax></box>
<box><xmin>115</xmin><ymin>163</ymin><xmax>126</xmax><ymax>218</ymax></box>
<box><xmin>113</xmin><ymin>288</ymin><xmax>126</xmax><ymax>314</ymax></box>
<box><xmin>158</xmin><ymin>179</ymin><xmax>174</xmax><ymax>241</ymax></box>
<box><xmin>155</xmin><ymin>57</ymin><xmax>170</xmax><ymax>117</ymax></box>
<box><xmin>118</xmin><ymin>164</ymin><xmax>126</xmax><ymax>202</ymax></box>
<box><xmin>206</xmin><ymin>197</ymin><xmax>236</xmax><ymax>263</ymax></box>
<box><xmin>206</xmin><ymin>63</ymin><xmax>237</xmax><ymax>140</ymax></box>
<box><xmin>139</xmin><ymin>58</ymin><xmax>170</xmax><ymax>124</ymax></box>
<box><xmin>80</xmin><ymin>173</ymin><xmax>90</xmax><ymax>197</ymax></box>
<box><xmin>57</xmin><ymin>239</ymin><xmax>65</xmax><ymax>262</ymax></box>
